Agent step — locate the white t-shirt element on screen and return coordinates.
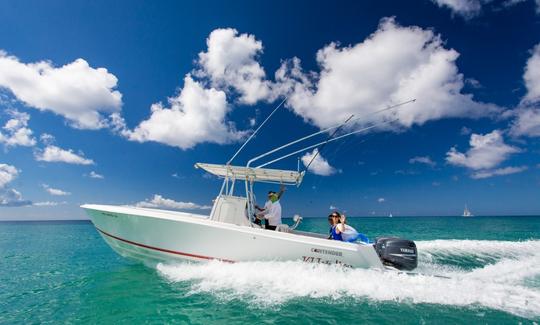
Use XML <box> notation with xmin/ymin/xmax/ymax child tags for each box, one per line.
<box><xmin>264</xmin><ymin>200</ymin><xmax>282</xmax><ymax>226</ymax></box>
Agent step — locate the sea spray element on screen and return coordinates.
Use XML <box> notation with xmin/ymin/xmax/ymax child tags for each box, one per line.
<box><xmin>157</xmin><ymin>239</ymin><xmax>540</xmax><ymax>319</ymax></box>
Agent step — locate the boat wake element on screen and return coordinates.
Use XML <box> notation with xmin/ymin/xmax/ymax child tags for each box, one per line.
<box><xmin>156</xmin><ymin>239</ymin><xmax>540</xmax><ymax>319</ymax></box>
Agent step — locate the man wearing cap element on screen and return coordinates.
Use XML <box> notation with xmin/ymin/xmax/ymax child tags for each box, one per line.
<box><xmin>255</xmin><ymin>184</ymin><xmax>285</xmax><ymax>230</ymax></box>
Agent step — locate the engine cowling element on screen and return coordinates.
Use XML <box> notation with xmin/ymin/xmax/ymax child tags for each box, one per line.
<box><xmin>374</xmin><ymin>237</ymin><xmax>418</xmax><ymax>271</ymax></box>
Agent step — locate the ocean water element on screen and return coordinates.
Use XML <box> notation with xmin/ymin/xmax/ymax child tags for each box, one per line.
<box><xmin>1</xmin><ymin>216</ymin><xmax>539</xmax><ymax>324</ymax></box>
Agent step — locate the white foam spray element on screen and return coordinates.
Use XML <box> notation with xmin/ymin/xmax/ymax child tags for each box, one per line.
<box><xmin>156</xmin><ymin>240</ymin><xmax>540</xmax><ymax>319</ymax></box>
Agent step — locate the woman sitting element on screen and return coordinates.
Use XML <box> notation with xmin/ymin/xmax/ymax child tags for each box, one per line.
<box><xmin>328</xmin><ymin>211</ymin><xmax>371</xmax><ymax>243</ymax></box>
<box><xmin>328</xmin><ymin>212</ymin><xmax>343</xmax><ymax>240</ymax></box>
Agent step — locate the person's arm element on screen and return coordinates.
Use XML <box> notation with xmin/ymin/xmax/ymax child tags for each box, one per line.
<box><xmin>277</xmin><ymin>184</ymin><xmax>286</xmax><ymax>200</ymax></box>
<box><xmin>255</xmin><ymin>205</ymin><xmax>265</xmax><ymax>211</ymax></box>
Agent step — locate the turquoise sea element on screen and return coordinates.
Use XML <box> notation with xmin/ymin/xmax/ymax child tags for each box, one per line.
<box><xmin>1</xmin><ymin>216</ymin><xmax>539</xmax><ymax>324</ymax></box>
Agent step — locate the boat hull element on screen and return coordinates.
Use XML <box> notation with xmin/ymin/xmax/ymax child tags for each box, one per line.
<box><xmin>82</xmin><ymin>204</ymin><xmax>384</xmax><ymax>269</ymax></box>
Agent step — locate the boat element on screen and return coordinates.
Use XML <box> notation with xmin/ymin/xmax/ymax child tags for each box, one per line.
<box><xmin>82</xmin><ymin>100</ymin><xmax>418</xmax><ymax>271</ymax></box>
<box><xmin>462</xmin><ymin>205</ymin><xmax>473</xmax><ymax>217</ymax></box>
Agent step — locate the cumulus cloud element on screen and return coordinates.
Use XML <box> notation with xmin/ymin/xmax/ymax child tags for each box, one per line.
<box><xmin>276</xmin><ymin>17</ymin><xmax>500</xmax><ymax>131</ymax></box>
<box><xmin>510</xmin><ymin>108</ymin><xmax>540</xmax><ymax>137</ymax></box>
<box><xmin>431</xmin><ymin>0</ymin><xmax>483</xmax><ymax>18</ymax></box>
<box><xmin>34</xmin><ymin>145</ymin><xmax>94</xmax><ymax>165</ymax></box>
<box><xmin>377</xmin><ymin>197</ymin><xmax>386</xmax><ymax>203</ymax></box>
<box><xmin>509</xmin><ymin>44</ymin><xmax>540</xmax><ymax>137</ymax></box>
<box><xmin>301</xmin><ymin>149</ymin><xmax>336</xmax><ymax>176</ymax></box>
<box><xmin>88</xmin><ymin>171</ymin><xmax>104</xmax><ymax>179</ymax></box>
<box><xmin>0</xmin><ymin>110</ymin><xmax>36</xmax><ymax>148</ymax></box>
<box><xmin>136</xmin><ymin>194</ymin><xmax>211</xmax><ymax>210</ymax></box>
<box><xmin>118</xmin><ymin>29</ymin><xmax>270</xmax><ymax>149</ymax></box>
<box><xmin>431</xmin><ymin>0</ymin><xmax>540</xmax><ymax>18</ymax></box>
<box><xmin>522</xmin><ymin>44</ymin><xmax>540</xmax><ymax>104</ymax></box>
<box><xmin>409</xmin><ymin>156</ymin><xmax>436</xmax><ymax>167</ymax></box>
<box><xmin>196</xmin><ymin>28</ymin><xmax>272</xmax><ymax>104</ymax></box>
<box><xmin>42</xmin><ymin>184</ymin><xmax>70</xmax><ymax>196</ymax></box>
<box><xmin>123</xmin><ymin>76</ymin><xmax>247</xmax><ymax>149</ymax></box>
<box><xmin>0</xmin><ymin>51</ymin><xmax>122</xmax><ymax>129</ymax></box>
<box><xmin>0</xmin><ymin>163</ymin><xmax>18</xmax><ymax>188</ymax></box>
<box><xmin>471</xmin><ymin>166</ymin><xmax>528</xmax><ymax>179</ymax></box>
<box><xmin>446</xmin><ymin>130</ymin><xmax>520</xmax><ymax>170</ymax></box>
<box><xmin>0</xmin><ymin>163</ymin><xmax>31</xmax><ymax>207</ymax></box>
<box><xmin>39</xmin><ymin>133</ymin><xmax>55</xmax><ymax>145</ymax></box>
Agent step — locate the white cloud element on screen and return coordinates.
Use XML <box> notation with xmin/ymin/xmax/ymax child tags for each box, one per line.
<box><xmin>276</xmin><ymin>17</ymin><xmax>500</xmax><ymax>131</ymax></box>
<box><xmin>0</xmin><ymin>163</ymin><xmax>18</xmax><ymax>188</ymax></box>
<box><xmin>446</xmin><ymin>130</ymin><xmax>520</xmax><ymax>170</ymax></box>
<box><xmin>135</xmin><ymin>194</ymin><xmax>211</xmax><ymax>210</ymax></box>
<box><xmin>460</xmin><ymin>126</ymin><xmax>472</xmax><ymax>135</ymax></box>
<box><xmin>431</xmin><ymin>0</ymin><xmax>540</xmax><ymax>18</ymax></box>
<box><xmin>431</xmin><ymin>0</ymin><xmax>483</xmax><ymax>18</ymax></box>
<box><xmin>446</xmin><ymin>130</ymin><xmax>525</xmax><ymax>179</ymax></box>
<box><xmin>522</xmin><ymin>44</ymin><xmax>540</xmax><ymax>104</ymax></box>
<box><xmin>0</xmin><ymin>110</ymin><xmax>36</xmax><ymax>148</ymax></box>
<box><xmin>33</xmin><ymin>201</ymin><xmax>66</xmax><ymax>207</ymax></box>
<box><xmin>124</xmin><ymin>75</ymin><xmax>246</xmax><ymax>149</ymax></box>
<box><xmin>510</xmin><ymin>108</ymin><xmax>540</xmax><ymax>137</ymax></box>
<box><xmin>509</xmin><ymin>44</ymin><xmax>540</xmax><ymax>138</ymax></box>
<box><xmin>42</xmin><ymin>184</ymin><xmax>70</xmax><ymax>196</ymax></box>
<box><xmin>378</xmin><ymin>197</ymin><xmax>386</xmax><ymax>203</ymax></box>
<box><xmin>471</xmin><ymin>166</ymin><xmax>528</xmax><ymax>179</ymax></box>
<box><xmin>34</xmin><ymin>145</ymin><xmax>94</xmax><ymax>165</ymax></box>
<box><xmin>409</xmin><ymin>156</ymin><xmax>436</xmax><ymax>167</ymax></box>
<box><xmin>196</xmin><ymin>28</ymin><xmax>272</xmax><ymax>105</ymax></box>
<box><xmin>0</xmin><ymin>163</ymin><xmax>31</xmax><ymax>207</ymax></box>
<box><xmin>0</xmin><ymin>51</ymin><xmax>122</xmax><ymax>129</ymax></box>
<box><xmin>88</xmin><ymin>171</ymin><xmax>104</xmax><ymax>179</ymax></box>
<box><xmin>301</xmin><ymin>149</ymin><xmax>336</xmax><ymax>176</ymax></box>
<box><xmin>117</xmin><ymin>28</ymin><xmax>270</xmax><ymax>150</ymax></box>
<box><xmin>39</xmin><ymin>133</ymin><xmax>55</xmax><ymax>145</ymax></box>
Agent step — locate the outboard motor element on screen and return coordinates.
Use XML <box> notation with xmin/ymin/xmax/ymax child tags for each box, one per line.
<box><xmin>374</xmin><ymin>237</ymin><xmax>418</xmax><ymax>271</ymax></box>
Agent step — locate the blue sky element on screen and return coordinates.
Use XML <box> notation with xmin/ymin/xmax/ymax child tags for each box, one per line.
<box><xmin>0</xmin><ymin>0</ymin><xmax>539</xmax><ymax>220</ymax></box>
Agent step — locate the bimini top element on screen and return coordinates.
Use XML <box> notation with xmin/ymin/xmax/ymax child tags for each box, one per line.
<box><xmin>195</xmin><ymin>163</ymin><xmax>304</xmax><ymax>186</ymax></box>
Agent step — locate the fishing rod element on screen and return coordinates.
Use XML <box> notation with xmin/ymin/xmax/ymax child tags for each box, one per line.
<box><xmin>256</xmin><ymin>117</ymin><xmax>400</xmax><ymax>169</ymax></box>
<box><xmin>246</xmin><ymin>99</ymin><xmax>415</xmax><ymax>168</ymax></box>
<box><xmin>303</xmin><ymin>114</ymin><xmax>354</xmax><ymax>174</ymax></box>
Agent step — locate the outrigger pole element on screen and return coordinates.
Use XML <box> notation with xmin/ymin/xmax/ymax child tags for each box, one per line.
<box><xmin>246</xmin><ymin>99</ymin><xmax>415</xmax><ymax>168</ymax></box>
<box><xmin>227</xmin><ymin>97</ymin><xmax>287</xmax><ymax>165</ymax></box>
<box><xmin>256</xmin><ymin>117</ymin><xmax>400</xmax><ymax>169</ymax></box>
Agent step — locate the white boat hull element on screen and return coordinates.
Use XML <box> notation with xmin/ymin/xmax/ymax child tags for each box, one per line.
<box><xmin>82</xmin><ymin>204</ymin><xmax>384</xmax><ymax>269</ymax></box>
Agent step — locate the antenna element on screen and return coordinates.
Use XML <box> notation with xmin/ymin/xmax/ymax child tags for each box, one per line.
<box><xmin>227</xmin><ymin>97</ymin><xmax>287</xmax><ymax>165</ymax></box>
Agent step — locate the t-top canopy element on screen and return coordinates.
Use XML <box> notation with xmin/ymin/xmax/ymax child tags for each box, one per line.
<box><xmin>195</xmin><ymin>163</ymin><xmax>304</xmax><ymax>185</ymax></box>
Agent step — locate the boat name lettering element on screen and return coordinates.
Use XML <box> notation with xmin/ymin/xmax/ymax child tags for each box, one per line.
<box><xmin>302</xmin><ymin>256</ymin><xmax>352</xmax><ymax>268</ymax></box>
<box><xmin>310</xmin><ymin>248</ymin><xmax>342</xmax><ymax>256</ymax></box>
<box><xmin>103</xmin><ymin>212</ymin><xmax>118</xmax><ymax>218</ymax></box>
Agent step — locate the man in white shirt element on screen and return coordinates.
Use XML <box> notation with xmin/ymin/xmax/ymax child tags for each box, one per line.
<box><xmin>255</xmin><ymin>185</ymin><xmax>285</xmax><ymax>230</ymax></box>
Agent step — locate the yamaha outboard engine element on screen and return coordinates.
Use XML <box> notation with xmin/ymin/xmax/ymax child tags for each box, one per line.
<box><xmin>374</xmin><ymin>237</ymin><xmax>418</xmax><ymax>271</ymax></box>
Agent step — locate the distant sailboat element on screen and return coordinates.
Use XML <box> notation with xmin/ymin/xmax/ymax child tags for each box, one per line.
<box><xmin>462</xmin><ymin>205</ymin><xmax>473</xmax><ymax>217</ymax></box>
<box><xmin>389</xmin><ymin>213</ymin><xmax>393</xmax><ymax>218</ymax></box>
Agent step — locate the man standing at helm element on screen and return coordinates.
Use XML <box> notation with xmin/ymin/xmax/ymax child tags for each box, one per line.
<box><xmin>255</xmin><ymin>184</ymin><xmax>285</xmax><ymax>230</ymax></box>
